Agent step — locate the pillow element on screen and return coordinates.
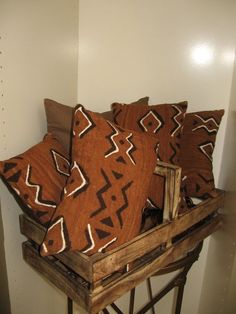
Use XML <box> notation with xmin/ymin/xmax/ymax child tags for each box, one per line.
<box><xmin>179</xmin><ymin>109</ymin><xmax>224</xmax><ymax>198</ymax></box>
<box><xmin>0</xmin><ymin>134</ymin><xmax>70</xmax><ymax>225</ymax></box>
<box><xmin>40</xmin><ymin>104</ymin><xmax>156</xmax><ymax>256</ymax></box>
<box><xmin>112</xmin><ymin>101</ymin><xmax>188</xmax><ymax>209</ymax></box>
<box><xmin>44</xmin><ymin>97</ymin><xmax>149</xmax><ymax>154</ymax></box>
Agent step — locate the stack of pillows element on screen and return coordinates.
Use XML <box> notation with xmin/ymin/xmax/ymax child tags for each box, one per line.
<box><xmin>0</xmin><ymin>98</ymin><xmax>224</xmax><ymax>256</ymax></box>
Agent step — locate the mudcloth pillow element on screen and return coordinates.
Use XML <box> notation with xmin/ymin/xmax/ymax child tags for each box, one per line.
<box><xmin>179</xmin><ymin>109</ymin><xmax>224</xmax><ymax>198</ymax></box>
<box><xmin>112</xmin><ymin>101</ymin><xmax>188</xmax><ymax>210</ymax></box>
<box><xmin>40</xmin><ymin>104</ymin><xmax>156</xmax><ymax>256</ymax></box>
<box><xmin>0</xmin><ymin>134</ymin><xmax>70</xmax><ymax>225</ymax></box>
<box><xmin>44</xmin><ymin>97</ymin><xmax>149</xmax><ymax>154</ymax></box>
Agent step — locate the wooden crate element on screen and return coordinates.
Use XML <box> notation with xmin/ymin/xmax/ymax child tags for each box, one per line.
<box><xmin>19</xmin><ymin>161</ymin><xmax>225</xmax><ymax>314</ymax></box>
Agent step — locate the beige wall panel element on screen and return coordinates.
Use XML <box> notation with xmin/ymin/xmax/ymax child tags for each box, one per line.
<box><xmin>77</xmin><ymin>1</ymin><xmax>235</xmax><ymax>313</ymax></box>
<box><xmin>0</xmin><ymin>1</ymin><xmax>78</xmax><ymax>314</ymax></box>
<box><xmin>199</xmin><ymin>56</ymin><xmax>236</xmax><ymax>314</ymax></box>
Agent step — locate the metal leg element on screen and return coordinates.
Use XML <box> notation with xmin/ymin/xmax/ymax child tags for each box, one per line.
<box><xmin>110</xmin><ymin>302</ymin><xmax>123</xmax><ymax>314</ymax></box>
<box><xmin>146</xmin><ymin>278</ymin><xmax>155</xmax><ymax>314</ymax></box>
<box><xmin>175</xmin><ymin>281</ymin><xmax>186</xmax><ymax>314</ymax></box>
<box><xmin>129</xmin><ymin>288</ymin><xmax>136</xmax><ymax>314</ymax></box>
<box><xmin>67</xmin><ymin>297</ymin><xmax>73</xmax><ymax>314</ymax></box>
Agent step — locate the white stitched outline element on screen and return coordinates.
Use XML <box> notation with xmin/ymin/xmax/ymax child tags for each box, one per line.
<box><xmin>126</xmin><ymin>133</ymin><xmax>136</xmax><ymax>165</ymax></box>
<box><xmin>105</xmin><ymin>121</ymin><xmax>120</xmax><ymax>158</ymax></box>
<box><xmin>192</xmin><ymin>114</ymin><xmax>219</xmax><ymax>133</ymax></box>
<box><xmin>98</xmin><ymin>237</ymin><xmax>117</xmax><ymax>253</ymax></box>
<box><xmin>82</xmin><ymin>224</ymin><xmax>95</xmax><ymax>254</ymax></box>
<box><xmin>46</xmin><ymin>217</ymin><xmax>66</xmax><ymax>254</ymax></box>
<box><xmin>75</xmin><ymin>106</ymin><xmax>93</xmax><ymax>138</ymax></box>
<box><xmin>51</xmin><ymin>150</ymin><xmax>70</xmax><ymax>176</ymax></box>
<box><xmin>25</xmin><ymin>164</ymin><xmax>56</xmax><ymax>208</ymax></box>
<box><xmin>140</xmin><ymin>111</ymin><xmax>162</xmax><ymax>133</ymax></box>
<box><xmin>199</xmin><ymin>142</ymin><xmax>214</xmax><ymax>161</ymax></box>
<box><xmin>64</xmin><ymin>161</ymin><xmax>87</xmax><ymax>197</ymax></box>
<box><xmin>171</xmin><ymin>105</ymin><xmax>182</xmax><ymax>137</ymax></box>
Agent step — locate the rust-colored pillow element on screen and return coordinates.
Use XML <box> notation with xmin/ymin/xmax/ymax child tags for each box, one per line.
<box><xmin>112</xmin><ymin>101</ymin><xmax>188</xmax><ymax>209</ymax></box>
<box><xmin>40</xmin><ymin>105</ymin><xmax>156</xmax><ymax>256</ymax></box>
<box><xmin>44</xmin><ymin>97</ymin><xmax>149</xmax><ymax>154</ymax></box>
<box><xmin>0</xmin><ymin>134</ymin><xmax>70</xmax><ymax>225</ymax></box>
<box><xmin>179</xmin><ymin>110</ymin><xmax>224</xmax><ymax>198</ymax></box>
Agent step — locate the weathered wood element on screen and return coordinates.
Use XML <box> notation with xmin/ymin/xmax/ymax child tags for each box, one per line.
<box><xmin>155</xmin><ymin>161</ymin><xmax>181</xmax><ymax>221</ymax></box>
<box><xmin>18</xmin><ymin>158</ymin><xmax>225</xmax><ymax>314</ymax></box>
<box><xmin>90</xmin><ymin>190</ymin><xmax>224</xmax><ymax>282</ymax></box>
<box><xmin>20</xmin><ymin>215</ymin><xmax>93</xmax><ymax>282</ymax></box>
<box><xmin>19</xmin><ymin>190</ymin><xmax>224</xmax><ymax>284</ymax></box>
<box><xmin>89</xmin><ymin>216</ymin><xmax>221</xmax><ymax>313</ymax></box>
<box><xmin>22</xmin><ymin>241</ymin><xmax>90</xmax><ymax>310</ymax></box>
<box><xmin>20</xmin><ymin>196</ymin><xmax>224</xmax><ymax>313</ymax></box>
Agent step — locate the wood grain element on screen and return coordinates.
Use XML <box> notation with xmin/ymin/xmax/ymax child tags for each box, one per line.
<box><xmin>19</xmin><ymin>190</ymin><xmax>224</xmax><ymax>283</ymax></box>
<box><xmin>90</xmin><ymin>216</ymin><xmax>221</xmax><ymax>313</ymax></box>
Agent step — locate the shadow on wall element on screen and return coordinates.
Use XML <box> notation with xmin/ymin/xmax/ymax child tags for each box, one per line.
<box><xmin>0</xmin><ymin>201</ymin><xmax>11</xmax><ymax>314</ymax></box>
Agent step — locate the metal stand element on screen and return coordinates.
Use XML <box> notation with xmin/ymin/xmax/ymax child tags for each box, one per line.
<box><xmin>67</xmin><ymin>297</ymin><xmax>73</xmax><ymax>314</ymax></box>
<box><xmin>67</xmin><ymin>242</ymin><xmax>203</xmax><ymax>314</ymax></box>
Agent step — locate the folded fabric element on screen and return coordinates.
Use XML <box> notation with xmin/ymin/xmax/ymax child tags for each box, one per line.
<box><xmin>41</xmin><ymin>104</ymin><xmax>156</xmax><ymax>256</ymax></box>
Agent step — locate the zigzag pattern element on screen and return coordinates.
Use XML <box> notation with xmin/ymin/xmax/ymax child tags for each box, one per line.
<box><xmin>104</xmin><ymin>122</ymin><xmax>120</xmax><ymax>158</ymax></box>
<box><xmin>25</xmin><ymin>164</ymin><xmax>57</xmax><ymax>208</ymax></box>
<box><xmin>171</xmin><ymin>105</ymin><xmax>182</xmax><ymax>137</ymax></box>
<box><xmin>192</xmin><ymin>114</ymin><xmax>220</xmax><ymax>134</ymax></box>
<box><xmin>169</xmin><ymin>142</ymin><xmax>178</xmax><ymax>164</ymax></box>
<box><xmin>125</xmin><ymin>134</ymin><xmax>137</xmax><ymax>165</ymax></box>
<box><xmin>90</xmin><ymin>168</ymin><xmax>112</xmax><ymax>217</ymax></box>
<box><xmin>116</xmin><ymin>181</ymin><xmax>133</xmax><ymax>227</ymax></box>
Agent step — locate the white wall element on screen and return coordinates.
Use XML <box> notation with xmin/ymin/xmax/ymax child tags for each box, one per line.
<box><xmin>1</xmin><ymin>1</ymin><xmax>235</xmax><ymax>314</ymax></box>
<box><xmin>199</xmin><ymin>55</ymin><xmax>236</xmax><ymax>314</ymax></box>
<box><xmin>77</xmin><ymin>1</ymin><xmax>235</xmax><ymax>313</ymax></box>
<box><xmin>0</xmin><ymin>1</ymin><xmax>78</xmax><ymax>313</ymax></box>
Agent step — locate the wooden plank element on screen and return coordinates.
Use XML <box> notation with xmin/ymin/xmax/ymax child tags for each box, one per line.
<box><xmin>20</xmin><ymin>215</ymin><xmax>93</xmax><ymax>283</ymax></box>
<box><xmin>171</xmin><ymin>191</ymin><xmax>224</xmax><ymax>236</ymax></box>
<box><xmin>155</xmin><ymin>162</ymin><xmax>181</xmax><ymax>221</ymax></box>
<box><xmin>19</xmin><ymin>214</ymin><xmax>45</xmax><ymax>244</ymax></box>
<box><xmin>171</xmin><ymin>168</ymin><xmax>181</xmax><ymax>219</ymax></box>
<box><xmin>22</xmin><ymin>242</ymin><xmax>90</xmax><ymax>310</ymax></box>
<box><xmin>91</xmin><ymin>191</ymin><xmax>224</xmax><ymax>282</ymax></box>
<box><xmin>89</xmin><ymin>216</ymin><xmax>222</xmax><ymax>314</ymax></box>
<box><xmin>20</xmin><ymin>190</ymin><xmax>224</xmax><ymax>283</ymax></box>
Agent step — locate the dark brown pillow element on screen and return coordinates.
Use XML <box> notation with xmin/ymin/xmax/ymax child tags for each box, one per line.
<box><xmin>179</xmin><ymin>109</ymin><xmax>224</xmax><ymax>198</ymax></box>
<box><xmin>40</xmin><ymin>105</ymin><xmax>156</xmax><ymax>256</ymax></box>
<box><xmin>44</xmin><ymin>97</ymin><xmax>149</xmax><ymax>154</ymax></box>
<box><xmin>112</xmin><ymin>101</ymin><xmax>188</xmax><ymax>209</ymax></box>
<box><xmin>0</xmin><ymin>134</ymin><xmax>70</xmax><ymax>225</ymax></box>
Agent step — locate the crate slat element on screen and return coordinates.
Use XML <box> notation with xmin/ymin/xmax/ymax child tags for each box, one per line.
<box><xmin>90</xmin><ymin>215</ymin><xmax>222</xmax><ymax>313</ymax></box>
<box><xmin>19</xmin><ymin>189</ymin><xmax>224</xmax><ymax>283</ymax></box>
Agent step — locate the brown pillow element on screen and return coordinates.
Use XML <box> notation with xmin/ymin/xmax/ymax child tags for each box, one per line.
<box><xmin>44</xmin><ymin>97</ymin><xmax>149</xmax><ymax>154</ymax></box>
<box><xmin>40</xmin><ymin>105</ymin><xmax>156</xmax><ymax>256</ymax></box>
<box><xmin>179</xmin><ymin>109</ymin><xmax>224</xmax><ymax>198</ymax></box>
<box><xmin>112</xmin><ymin>101</ymin><xmax>188</xmax><ymax>209</ymax></box>
<box><xmin>0</xmin><ymin>134</ymin><xmax>70</xmax><ymax>225</ymax></box>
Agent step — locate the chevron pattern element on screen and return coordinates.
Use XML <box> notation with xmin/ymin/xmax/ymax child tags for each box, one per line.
<box><xmin>40</xmin><ymin>105</ymin><xmax>157</xmax><ymax>257</ymax></box>
<box><xmin>0</xmin><ymin>134</ymin><xmax>69</xmax><ymax>226</ymax></box>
